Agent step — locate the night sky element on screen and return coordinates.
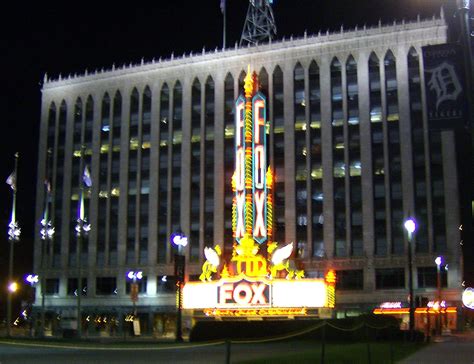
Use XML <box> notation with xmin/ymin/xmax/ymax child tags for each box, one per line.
<box><xmin>0</xmin><ymin>0</ymin><xmax>452</xmax><ymax>313</ymax></box>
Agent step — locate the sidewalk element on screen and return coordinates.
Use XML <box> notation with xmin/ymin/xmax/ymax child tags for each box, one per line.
<box><xmin>399</xmin><ymin>331</ymin><xmax>474</xmax><ymax>364</ymax></box>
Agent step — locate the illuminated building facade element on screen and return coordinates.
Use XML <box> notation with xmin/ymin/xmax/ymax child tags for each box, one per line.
<box><xmin>34</xmin><ymin>13</ymin><xmax>464</xmax><ymax>335</ymax></box>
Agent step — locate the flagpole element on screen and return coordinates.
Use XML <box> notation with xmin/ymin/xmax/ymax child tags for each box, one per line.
<box><xmin>40</xmin><ymin>149</ymin><xmax>54</xmax><ymax>337</ymax></box>
<box><xmin>223</xmin><ymin>0</ymin><xmax>227</xmax><ymax>49</ymax></box>
<box><xmin>7</xmin><ymin>152</ymin><xmax>20</xmax><ymax>338</ymax></box>
<box><xmin>76</xmin><ymin>145</ymin><xmax>85</xmax><ymax>339</ymax></box>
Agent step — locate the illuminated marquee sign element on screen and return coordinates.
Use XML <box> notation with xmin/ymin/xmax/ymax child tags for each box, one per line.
<box><xmin>183</xmin><ymin>67</ymin><xmax>336</xmax><ymax>317</ymax></box>
<box><xmin>183</xmin><ymin>276</ymin><xmax>331</xmax><ymax>310</ymax></box>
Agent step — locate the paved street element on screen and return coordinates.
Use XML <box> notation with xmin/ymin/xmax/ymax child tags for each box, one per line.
<box><xmin>400</xmin><ymin>332</ymin><xmax>474</xmax><ymax>364</ymax></box>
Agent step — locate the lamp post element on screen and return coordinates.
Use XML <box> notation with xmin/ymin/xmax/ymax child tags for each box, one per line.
<box><xmin>6</xmin><ymin>152</ymin><xmax>20</xmax><ymax>338</ymax></box>
<box><xmin>435</xmin><ymin>256</ymin><xmax>442</xmax><ymax>335</ymax></box>
<box><xmin>75</xmin><ymin>145</ymin><xmax>91</xmax><ymax>339</ymax></box>
<box><xmin>127</xmin><ymin>271</ymin><xmax>143</xmax><ymax>316</ymax></box>
<box><xmin>404</xmin><ymin>217</ymin><xmax>417</xmax><ymax>341</ymax></box>
<box><xmin>170</xmin><ymin>231</ymin><xmax>188</xmax><ymax>342</ymax></box>
<box><xmin>25</xmin><ymin>274</ymin><xmax>38</xmax><ymax>336</ymax></box>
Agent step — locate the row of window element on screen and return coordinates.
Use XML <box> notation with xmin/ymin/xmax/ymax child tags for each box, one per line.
<box><xmin>43</xmin><ymin>47</ymin><xmax>446</xmax><ymax>268</ymax></box>
<box><xmin>336</xmin><ymin>266</ymin><xmax>448</xmax><ymax>290</ymax></box>
<box><xmin>43</xmin><ymin>276</ymin><xmax>178</xmax><ymax>296</ymax></box>
<box><xmin>43</xmin><ymin>265</ymin><xmax>447</xmax><ymax>296</ymax></box>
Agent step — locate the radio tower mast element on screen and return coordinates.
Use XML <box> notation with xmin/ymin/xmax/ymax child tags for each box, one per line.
<box><xmin>240</xmin><ymin>0</ymin><xmax>277</xmax><ymax>46</ymax></box>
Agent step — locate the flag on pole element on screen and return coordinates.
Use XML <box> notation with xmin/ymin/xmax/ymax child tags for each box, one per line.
<box><xmin>6</xmin><ymin>172</ymin><xmax>16</xmax><ymax>191</ymax></box>
<box><xmin>82</xmin><ymin>165</ymin><xmax>92</xmax><ymax>187</ymax></box>
<box><xmin>220</xmin><ymin>0</ymin><xmax>225</xmax><ymax>14</ymax></box>
<box><xmin>45</xmin><ymin>179</ymin><xmax>51</xmax><ymax>193</ymax></box>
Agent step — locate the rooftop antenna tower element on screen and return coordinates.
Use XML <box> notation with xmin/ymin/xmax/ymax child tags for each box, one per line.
<box><xmin>240</xmin><ymin>0</ymin><xmax>277</xmax><ymax>46</ymax></box>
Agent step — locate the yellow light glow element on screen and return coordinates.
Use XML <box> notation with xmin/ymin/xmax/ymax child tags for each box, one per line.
<box><xmin>183</xmin><ymin>281</ymin><xmax>219</xmax><ymax>309</ymax></box>
<box><xmin>272</xmin><ymin>280</ymin><xmax>327</xmax><ymax>308</ymax></box>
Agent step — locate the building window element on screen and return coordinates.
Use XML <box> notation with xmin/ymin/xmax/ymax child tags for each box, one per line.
<box><xmin>369</xmin><ymin>53</ymin><xmax>387</xmax><ymax>256</ymax></box>
<box><xmin>408</xmin><ymin>48</ymin><xmax>429</xmax><ymax>253</ymax></box>
<box><xmin>157</xmin><ymin>276</ymin><xmax>177</xmax><ymax>293</ymax></box>
<box><xmin>375</xmin><ymin>268</ymin><xmax>405</xmax><ymax>289</ymax></box>
<box><xmin>96</xmin><ymin>277</ymin><xmax>117</xmax><ymax>295</ymax></box>
<box><xmin>273</xmin><ymin>65</ymin><xmax>285</xmax><ymax>244</ymax></box>
<box><xmin>190</xmin><ymin>78</ymin><xmax>201</xmax><ymax>261</ymax></box>
<box><xmin>417</xmin><ymin>266</ymin><xmax>447</xmax><ymax>288</ymax></box>
<box><xmin>309</xmin><ymin>61</ymin><xmax>323</xmax><ymax>258</ymax></box>
<box><xmin>223</xmin><ymin>73</ymin><xmax>234</xmax><ymax>256</ymax></box>
<box><xmin>346</xmin><ymin>55</ymin><xmax>363</xmax><ymax>257</ymax></box>
<box><xmin>125</xmin><ymin>276</ymin><xmax>148</xmax><ymax>294</ymax></box>
<box><xmin>158</xmin><ymin>83</ymin><xmax>170</xmax><ymax>263</ymax></box>
<box><xmin>110</xmin><ymin>91</ymin><xmax>122</xmax><ymax>259</ymax></box>
<box><xmin>67</xmin><ymin>278</ymin><xmax>87</xmax><ymax>296</ymax></box>
<box><xmin>127</xmin><ymin>89</ymin><xmax>140</xmax><ymax>265</ymax></box>
<box><xmin>171</xmin><ymin>81</ymin><xmax>183</xmax><ymax>256</ymax></box>
<box><xmin>294</xmin><ymin>62</ymin><xmax>307</xmax><ymax>258</ymax></box>
<box><xmin>331</xmin><ymin>57</ymin><xmax>346</xmax><ymax>257</ymax></box>
<box><xmin>52</xmin><ymin>101</ymin><xmax>68</xmax><ymax>267</ymax></box>
<box><xmin>204</xmin><ymin>76</ymin><xmax>215</xmax><ymax>248</ymax></box>
<box><xmin>45</xmin><ymin>278</ymin><xmax>60</xmax><ymax>295</ymax></box>
<box><xmin>430</xmin><ymin>131</ymin><xmax>447</xmax><ymax>253</ymax></box>
<box><xmin>384</xmin><ymin>51</ymin><xmax>403</xmax><ymax>255</ymax></box>
<box><xmin>336</xmin><ymin>270</ymin><xmax>364</xmax><ymax>290</ymax></box>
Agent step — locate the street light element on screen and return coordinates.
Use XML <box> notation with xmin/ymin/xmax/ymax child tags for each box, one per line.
<box><xmin>170</xmin><ymin>231</ymin><xmax>188</xmax><ymax>342</ymax></box>
<box><xmin>435</xmin><ymin>256</ymin><xmax>443</xmax><ymax>335</ymax></box>
<box><xmin>404</xmin><ymin>217</ymin><xmax>417</xmax><ymax>340</ymax></box>
<box><xmin>127</xmin><ymin>271</ymin><xmax>143</xmax><ymax>315</ymax></box>
<box><xmin>25</xmin><ymin>274</ymin><xmax>38</xmax><ymax>336</ymax></box>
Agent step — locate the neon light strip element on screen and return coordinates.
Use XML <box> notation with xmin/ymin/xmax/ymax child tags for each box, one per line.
<box><xmin>203</xmin><ymin>307</ymin><xmax>308</xmax><ymax>317</ymax></box>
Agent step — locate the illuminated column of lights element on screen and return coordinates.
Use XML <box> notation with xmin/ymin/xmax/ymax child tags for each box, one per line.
<box><xmin>325</xmin><ymin>270</ymin><xmax>336</xmax><ymax>308</ymax></box>
<box><xmin>234</xmin><ymin>95</ymin><xmax>246</xmax><ymax>243</ymax></box>
<box><xmin>266</xmin><ymin>167</ymin><xmax>273</xmax><ymax>243</ymax></box>
<box><xmin>232</xmin><ymin>172</ymin><xmax>237</xmax><ymax>237</ymax></box>
<box><xmin>244</xmin><ymin>69</ymin><xmax>254</xmax><ymax>235</ymax></box>
<box><xmin>252</xmin><ymin>91</ymin><xmax>267</xmax><ymax>244</ymax></box>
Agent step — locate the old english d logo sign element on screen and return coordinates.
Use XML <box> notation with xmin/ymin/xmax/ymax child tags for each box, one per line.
<box><xmin>218</xmin><ymin>279</ymin><xmax>271</xmax><ymax>308</ymax></box>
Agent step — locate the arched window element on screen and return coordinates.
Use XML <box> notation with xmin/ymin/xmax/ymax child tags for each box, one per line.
<box><xmin>223</xmin><ymin>73</ymin><xmax>234</xmax><ymax>255</ymax></box>
<box><xmin>273</xmin><ymin>65</ymin><xmax>285</xmax><ymax>243</ymax></box>
<box><xmin>384</xmin><ymin>51</ymin><xmax>403</xmax><ymax>254</ymax></box>
<box><xmin>408</xmin><ymin>48</ymin><xmax>429</xmax><ymax>253</ymax></box>
<box><xmin>157</xmin><ymin>83</ymin><xmax>170</xmax><ymax>263</ymax></box>
<box><xmin>139</xmin><ymin>86</ymin><xmax>152</xmax><ymax>263</ymax></box>
<box><xmin>294</xmin><ymin>63</ymin><xmax>307</xmax><ymax>257</ymax></box>
<box><xmin>346</xmin><ymin>56</ymin><xmax>362</xmax><ymax>256</ymax></box>
<box><xmin>69</xmin><ymin>97</ymin><xmax>83</xmax><ymax>266</ymax></box>
<box><xmin>97</xmin><ymin>93</ymin><xmax>110</xmax><ymax>266</ymax></box>
<box><xmin>109</xmin><ymin>91</ymin><xmax>122</xmax><ymax>265</ymax></box>
<box><xmin>204</xmin><ymin>76</ymin><xmax>215</xmax><ymax>248</ymax></box>
<box><xmin>127</xmin><ymin>88</ymin><xmax>140</xmax><ymax>264</ymax></box>
<box><xmin>52</xmin><ymin>101</ymin><xmax>67</xmax><ymax>267</ymax></box>
<box><xmin>171</xmin><ymin>81</ymin><xmax>183</xmax><ymax>255</ymax></box>
<box><xmin>309</xmin><ymin>61</ymin><xmax>323</xmax><ymax>258</ymax></box>
<box><xmin>331</xmin><ymin>58</ymin><xmax>346</xmax><ymax>257</ymax></box>
<box><xmin>369</xmin><ymin>53</ymin><xmax>387</xmax><ymax>256</ymax></box>
<box><xmin>190</xmin><ymin>78</ymin><xmax>201</xmax><ymax>261</ymax></box>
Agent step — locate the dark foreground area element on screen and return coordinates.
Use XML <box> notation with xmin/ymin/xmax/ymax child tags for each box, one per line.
<box><xmin>0</xmin><ymin>339</ymin><xmax>422</xmax><ymax>364</ymax></box>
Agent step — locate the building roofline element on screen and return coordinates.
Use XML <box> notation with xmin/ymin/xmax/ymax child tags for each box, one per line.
<box><xmin>42</xmin><ymin>13</ymin><xmax>447</xmax><ymax>90</ymax></box>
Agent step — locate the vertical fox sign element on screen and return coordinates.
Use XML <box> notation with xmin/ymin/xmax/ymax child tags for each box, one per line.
<box><xmin>234</xmin><ymin>68</ymin><xmax>270</xmax><ymax>245</ymax></box>
<box><xmin>183</xmin><ymin>67</ymin><xmax>336</xmax><ymax>317</ymax></box>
